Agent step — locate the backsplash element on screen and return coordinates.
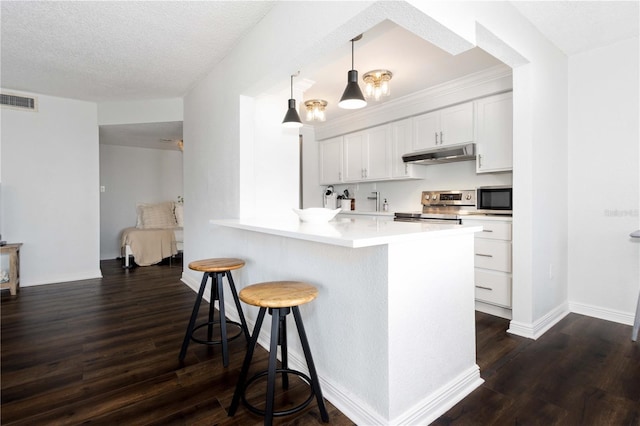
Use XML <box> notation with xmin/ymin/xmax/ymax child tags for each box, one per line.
<box><xmin>321</xmin><ymin>160</ymin><xmax>512</xmax><ymax>213</ymax></box>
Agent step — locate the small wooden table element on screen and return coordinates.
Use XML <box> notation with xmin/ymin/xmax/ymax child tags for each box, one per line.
<box><xmin>1</xmin><ymin>243</ymin><xmax>22</xmax><ymax>296</ymax></box>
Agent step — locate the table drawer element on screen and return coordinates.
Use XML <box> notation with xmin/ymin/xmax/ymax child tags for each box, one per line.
<box><xmin>474</xmin><ymin>270</ymin><xmax>512</xmax><ymax>307</ymax></box>
<box><xmin>474</xmin><ymin>239</ymin><xmax>511</xmax><ymax>272</ymax></box>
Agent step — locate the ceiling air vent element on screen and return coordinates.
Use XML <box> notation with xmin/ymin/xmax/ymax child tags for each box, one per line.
<box><xmin>1</xmin><ymin>93</ymin><xmax>38</xmax><ymax>111</ymax></box>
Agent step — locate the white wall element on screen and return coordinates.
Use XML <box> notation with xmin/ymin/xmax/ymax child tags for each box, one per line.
<box><xmin>99</xmin><ymin>144</ymin><xmax>183</xmax><ymax>259</ymax></box>
<box><xmin>568</xmin><ymin>37</ymin><xmax>640</xmax><ymax>324</ymax></box>
<box><xmin>0</xmin><ymin>91</ymin><xmax>101</xmax><ymax>285</ymax></box>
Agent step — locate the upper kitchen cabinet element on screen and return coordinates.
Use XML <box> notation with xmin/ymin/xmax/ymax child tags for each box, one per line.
<box><xmin>391</xmin><ymin>118</ymin><xmax>415</xmax><ymax>178</ymax></box>
<box><xmin>319</xmin><ymin>136</ymin><xmax>343</xmax><ymax>185</ymax></box>
<box><xmin>412</xmin><ymin>102</ymin><xmax>474</xmax><ymax>151</ymax></box>
<box><xmin>475</xmin><ymin>92</ymin><xmax>513</xmax><ymax>173</ymax></box>
<box><xmin>343</xmin><ymin>125</ymin><xmax>391</xmax><ymax>182</ymax></box>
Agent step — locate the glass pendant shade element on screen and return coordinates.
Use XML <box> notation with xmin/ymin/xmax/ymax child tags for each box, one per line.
<box><xmin>363</xmin><ymin>69</ymin><xmax>392</xmax><ymax>101</ymax></box>
<box><xmin>304</xmin><ymin>99</ymin><xmax>327</xmax><ymax>122</ymax></box>
<box><xmin>282</xmin><ymin>98</ymin><xmax>303</xmax><ymax>128</ymax></box>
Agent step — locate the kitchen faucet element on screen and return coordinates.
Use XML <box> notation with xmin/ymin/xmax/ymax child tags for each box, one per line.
<box><xmin>367</xmin><ymin>191</ymin><xmax>380</xmax><ymax>212</ymax></box>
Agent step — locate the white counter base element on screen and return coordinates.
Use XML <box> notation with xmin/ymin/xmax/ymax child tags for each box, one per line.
<box><xmin>204</xmin><ymin>216</ymin><xmax>482</xmax><ymax>425</ymax></box>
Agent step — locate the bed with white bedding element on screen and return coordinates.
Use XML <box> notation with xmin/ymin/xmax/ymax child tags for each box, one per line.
<box><xmin>121</xmin><ymin>201</ymin><xmax>184</xmax><ymax>267</ymax></box>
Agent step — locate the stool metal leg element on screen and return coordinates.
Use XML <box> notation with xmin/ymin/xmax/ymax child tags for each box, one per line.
<box><xmin>179</xmin><ymin>272</ymin><xmax>209</xmax><ymax>362</ymax></box>
<box><xmin>292</xmin><ymin>306</ymin><xmax>330</xmax><ymax>422</ymax></box>
<box><xmin>228</xmin><ymin>307</ymin><xmax>267</xmax><ymax>416</ymax></box>
<box><xmin>208</xmin><ymin>273</ymin><xmax>216</xmax><ymax>343</ymax></box>
<box><xmin>264</xmin><ymin>308</ymin><xmax>282</xmax><ymax>426</ymax></box>
<box><xmin>279</xmin><ymin>310</ymin><xmax>289</xmax><ymax>389</ymax></box>
<box><xmin>226</xmin><ymin>271</ymin><xmax>251</xmax><ymax>342</ymax></box>
<box><xmin>216</xmin><ymin>272</ymin><xmax>230</xmax><ymax>367</ymax></box>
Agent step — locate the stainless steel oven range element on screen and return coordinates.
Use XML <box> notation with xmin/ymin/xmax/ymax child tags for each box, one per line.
<box><xmin>394</xmin><ymin>190</ymin><xmax>476</xmax><ymax>224</ymax></box>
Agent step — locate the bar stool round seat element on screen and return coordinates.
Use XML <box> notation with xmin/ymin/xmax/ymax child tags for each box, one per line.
<box><xmin>228</xmin><ymin>281</ymin><xmax>329</xmax><ymax>425</ymax></box>
<box><xmin>179</xmin><ymin>258</ymin><xmax>250</xmax><ymax>367</ymax></box>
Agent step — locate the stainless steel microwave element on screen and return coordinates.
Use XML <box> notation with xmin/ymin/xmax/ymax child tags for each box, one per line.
<box><xmin>476</xmin><ymin>186</ymin><xmax>512</xmax><ymax>214</ymax></box>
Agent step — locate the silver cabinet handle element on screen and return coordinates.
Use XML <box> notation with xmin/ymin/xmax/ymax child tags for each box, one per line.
<box><xmin>478</xmin><ymin>154</ymin><xmax>483</xmax><ymax>168</ymax></box>
<box><xmin>475</xmin><ymin>253</ymin><xmax>493</xmax><ymax>257</ymax></box>
<box><xmin>475</xmin><ymin>285</ymin><xmax>493</xmax><ymax>291</ymax></box>
<box><xmin>440</xmin><ymin>131</ymin><xmax>443</xmax><ymax>144</ymax></box>
<box><xmin>434</xmin><ymin>132</ymin><xmax>438</xmax><ymax>144</ymax></box>
<box><xmin>482</xmin><ymin>229</ymin><xmax>494</xmax><ymax>233</ymax></box>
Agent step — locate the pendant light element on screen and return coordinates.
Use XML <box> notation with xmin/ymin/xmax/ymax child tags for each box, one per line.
<box><xmin>338</xmin><ymin>35</ymin><xmax>367</xmax><ymax>110</ymax></box>
<box><xmin>282</xmin><ymin>72</ymin><xmax>303</xmax><ymax>128</ymax></box>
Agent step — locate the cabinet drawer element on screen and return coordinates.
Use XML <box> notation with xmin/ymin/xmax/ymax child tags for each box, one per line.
<box><xmin>474</xmin><ymin>270</ymin><xmax>512</xmax><ymax>307</ymax></box>
<box><xmin>466</xmin><ymin>220</ymin><xmax>511</xmax><ymax>240</ymax></box>
<box><xmin>474</xmin><ymin>239</ymin><xmax>511</xmax><ymax>272</ymax></box>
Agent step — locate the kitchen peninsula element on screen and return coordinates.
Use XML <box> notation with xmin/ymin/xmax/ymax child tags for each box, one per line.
<box><xmin>210</xmin><ymin>214</ymin><xmax>482</xmax><ymax>425</ymax></box>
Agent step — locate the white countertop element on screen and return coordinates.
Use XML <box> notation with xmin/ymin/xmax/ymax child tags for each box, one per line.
<box><xmin>211</xmin><ymin>215</ymin><xmax>482</xmax><ymax>248</ymax></box>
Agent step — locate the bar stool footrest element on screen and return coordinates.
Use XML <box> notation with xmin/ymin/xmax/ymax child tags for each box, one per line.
<box><xmin>191</xmin><ymin>320</ymin><xmax>245</xmax><ymax>346</ymax></box>
<box><xmin>241</xmin><ymin>369</ymin><xmax>314</xmax><ymax>417</ymax></box>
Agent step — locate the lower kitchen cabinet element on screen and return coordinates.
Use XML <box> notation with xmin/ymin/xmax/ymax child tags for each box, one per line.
<box><xmin>463</xmin><ymin>216</ymin><xmax>513</xmax><ymax>319</ymax></box>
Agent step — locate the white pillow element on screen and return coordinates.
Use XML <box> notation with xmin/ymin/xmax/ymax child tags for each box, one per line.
<box><xmin>138</xmin><ymin>202</ymin><xmax>177</xmax><ymax>229</ymax></box>
<box><xmin>174</xmin><ymin>203</ymin><xmax>184</xmax><ymax>227</ymax></box>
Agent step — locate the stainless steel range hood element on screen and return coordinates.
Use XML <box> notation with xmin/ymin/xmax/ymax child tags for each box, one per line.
<box><xmin>402</xmin><ymin>143</ymin><xmax>476</xmax><ymax>165</ymax></box>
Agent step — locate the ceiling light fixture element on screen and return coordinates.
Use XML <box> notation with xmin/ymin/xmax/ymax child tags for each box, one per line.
<box><xmin>338</xmin><ymin>35</ymin><xmax>367</xmax><ymax>110</ymax></box>
<box><xmin>282</xmin><ymin>72</ymin><xmax>303</xmax><ymax>128</ymax></box>
<box><xmin>304</xmin><ymin>99</ymin><xmax>328</xmax><ymax>122</ymax></box>
<box><xmin>363</xmin><ymin>69</ymin><xmax>393</xmax><ymax>101</ymax></box>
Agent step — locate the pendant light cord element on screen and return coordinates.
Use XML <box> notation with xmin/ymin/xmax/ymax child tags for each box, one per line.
<box><xmin>290</xmin><ymin>70</ymin><xmax>300</xmax><ymax>99</ymax></box>
<box><xmin>351</xmin><ymin>39</ymin><xmax>354</xmax><ymax>70</ymax></box>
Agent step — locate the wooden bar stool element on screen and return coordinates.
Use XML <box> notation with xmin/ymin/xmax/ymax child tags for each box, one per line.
<box><xmin>228</xmin><ymin>281</ymin><xmax>329</xmax><ymax>425</ymax></box>
<box><xmin>179</xmin><ymin>258</ymin><xmax>250</xmax><ymax>367</ymax></box>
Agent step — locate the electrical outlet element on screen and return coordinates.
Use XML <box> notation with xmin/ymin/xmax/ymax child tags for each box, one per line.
<box><xmin>100</xmin><ymin>185</ymin><xmax>106</xmax><ymax>193</ymax></box>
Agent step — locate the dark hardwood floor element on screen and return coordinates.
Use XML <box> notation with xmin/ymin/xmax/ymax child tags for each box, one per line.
<box><xmin>2</xmin><ymin>259</ymin><xmax>639</xmax><ymax>425</ymax></box>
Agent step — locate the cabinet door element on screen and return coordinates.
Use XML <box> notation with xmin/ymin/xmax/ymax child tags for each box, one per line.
<box><xmin>365</xmin><ymin>125</ymin><xmax>391</xmax><ymax>180</ymax></box>
<box><xmin>439</xmin><ymin>102</ymin><xmax>474</xmax><ymax>146</ymax></box>
<box><xmin>412</xmin><ymin>110</ymin><xmax>439</xmax><ymax>151</ymax></box>
<box><xmin>475</xmin><ymin>92</ymin><xmax>513</xmax><ymax>173</ymax></box>
<box><xmin>343</xmin><ymin>131</ymin><xmax>366</xmax><ymax>182</ymax></box>
<box><xmin>391</xmin><ymin>118</ymin><xmax>414</xmax><ymax>178</ymax></box>
<box><xmin>319</xmin><ymin>136</ymin><xmax>343</xmax><ymax>185</ymax></box>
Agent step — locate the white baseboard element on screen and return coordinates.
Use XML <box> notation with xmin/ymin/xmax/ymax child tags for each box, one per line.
<box><xmin>569</xmin><ymin>301</ymin><xmax>635</xmax><ymax>326</ymax></box>
<box><xmin>475</xmin><ymin>301</ymin><xmax>512</xmax><ymax>319</ymax></box>
<box><xmin>392</xmin><ymin>365</ymin><xmax>484</xmax><ymax>426</ymax></box>
<box><xmin>508</xmin><ymin>303</ymin><xmax>569</xmax><ymax>340</ymax></box>
<box><xmin>23</xmin><ymin>269</ymin><xmax>103</xmax><ymax>287</ymax></box>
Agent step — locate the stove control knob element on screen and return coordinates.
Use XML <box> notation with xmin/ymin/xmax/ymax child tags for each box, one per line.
<box><xmin>432</xmin><ymin>195</ymin><xmax>437</xmax><ymax>200</ymax></box>
<box><xmin>465</xmin><ymin>194</ymin><xmax>472</xmax><ymax>200</ymax></box>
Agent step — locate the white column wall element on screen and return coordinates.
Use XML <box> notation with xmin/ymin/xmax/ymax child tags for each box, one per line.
<box><xmin>1</xmin><ymin>91</ymin><xmax>101</xmax><ymax>285</ymax></box>
<box><xmin>568</xmin><ymin>37</ymin><xmax>640</xmax><ymax>323</ymax></box>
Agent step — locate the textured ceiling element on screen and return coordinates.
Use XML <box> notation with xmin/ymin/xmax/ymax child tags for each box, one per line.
<box><xmin>511</xmin><ymin>1</ymin><xmax>639</xmax><ymax>56</ymax></box>
<box><xmin>0</xmin><ymin>1</ymin><xmax>275</xmax><ymax>102</ymax></box>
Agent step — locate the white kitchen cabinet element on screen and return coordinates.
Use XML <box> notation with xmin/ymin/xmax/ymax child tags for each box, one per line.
<box><xmin>463</xmin><ymin>217</ymin><xmax>513</xmax><ymax>317</ymax></box>
<box><xmin>343</xmin><ymin>125</ymin><xmax>391</xmax><ymax>182</ymax></box>
<box><xmin>412</xmin><ymin>102</ymin><xmax>474</xmax><ymax>151</ymax></box>
<box><xmin>319</xmin><ymin>136</ymin><xmax>343</xmax><ymax>185</ymax></box>
<box><xmin>390</xmin><ymin>118</ymin><xmax>415</xmax><ymax>178</ymax></box>
<box><xmin>475</xmin><ymin>92</ymin><xmax>513</xmax><ymax>173</ymax></box>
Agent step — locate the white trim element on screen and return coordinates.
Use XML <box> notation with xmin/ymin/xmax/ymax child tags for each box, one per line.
<box><xmin>569</xmin><ymin>301</ymin><xmax>635</xmax><ymax>326</ymax></box>
<box><xmin>508</xmin><ymin>303</ymin><xmax>569</xmax><ymax>339</ymax></box>
<box><xmin>391</xmin><ymin>365</ymin><xmax>484</xmax><ymax>426</ymax></box>
<box><xmin>22</xmin><ymin>270</ymin><xmax>102</xmax><ymax>286</ymax></box>
<box><xmin>475</xmin><ymin>301</ymin><xmax>512</xmax><ymax>320</ymax></box>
